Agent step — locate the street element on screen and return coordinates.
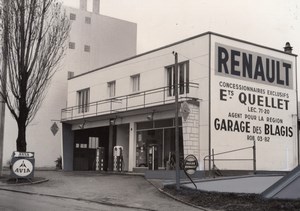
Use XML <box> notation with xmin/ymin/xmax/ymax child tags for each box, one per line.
<box><xmin>0</xmin><ymin>189</ymin><xmax>145</xmax><ymax>211</ymax></box>
<box><xmin>0</xmin><ymin>171</ymin><xmax>200</xmax><ymax>211</ymax></box>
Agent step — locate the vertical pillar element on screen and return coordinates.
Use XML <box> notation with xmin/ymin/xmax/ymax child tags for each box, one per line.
<box><xmin>62</xmin><ymin>123</ymin><xmax>74</xmax><ymax>171</ymax></box>
<box><xmin>128</xmin><ymin>122</ymin><xmax>136</xmax><ymax>171</ymax></box>
<box><xmin>108</xmin><ymin>124</ymin><xmax>116</xmax><ymax>171</ymax></box>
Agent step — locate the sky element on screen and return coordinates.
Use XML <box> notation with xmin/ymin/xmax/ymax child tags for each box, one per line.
<box><xmin>62</xmin><ymin>0</ymin><xmax>299</xmax><ymax>56</ymax></box>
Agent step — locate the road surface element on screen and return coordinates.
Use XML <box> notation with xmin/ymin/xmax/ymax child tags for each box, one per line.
<box><xmin>0</xmin><ymin>190</ymin><xmax>143</xmax><ymax>211</ymax></box>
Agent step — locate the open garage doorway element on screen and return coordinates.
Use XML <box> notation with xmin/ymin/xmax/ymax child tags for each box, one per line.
<box><xmin>73</xmin><ymin>127</ymin><xmax>109</xmax><ymax>171</ymax></box>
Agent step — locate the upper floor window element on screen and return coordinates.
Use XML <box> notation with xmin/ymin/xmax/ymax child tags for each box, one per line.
<box><xmin>77</xmin><ymin>88</ymin><xmax>90</xmax><ymax>113</ymax></box>
<box><xmin>67</xmin><ymin>71</ymin><xmax>74</xmax><ymax>79</ymax></box>
<box><xmin>85</xmin><ymin>17</ymin><xmax>91</xmax><ymax>24</ymax></box>
<box><xmin>70</xmin><ymin>13</ymin><xmax>76</xmax><ymax>20</ymax></box>
<box><xmin>166</xmin><ymin>61</ymin><xmax>189</xmax><ymax>96</ymax></box>
<box><xmin>84</xmin><ymin>45</ymin><xmax>90</xmax><ymax>52</ymax></box>
<box><xmin>69</xmin><ymin>42</ymin><xmax>75</xmax><ymax>49</ymax></box>
<box><xmin>131</xmin><ymin>74</ymin><xmax>140</xmax><ymax>93</ymax></box>
<box><xmin>107</xmin><ymin>81</ymin><xmax>116</xmax><ymax>98</ymax></box>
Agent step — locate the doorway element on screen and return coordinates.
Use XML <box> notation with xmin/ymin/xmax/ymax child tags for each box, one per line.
<box><xmin>73</xmin><ymin>127</ymin><xmax>109</xmax><ymax>170</ymax></box>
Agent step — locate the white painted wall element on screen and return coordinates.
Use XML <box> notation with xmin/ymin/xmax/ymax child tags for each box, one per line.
<box><xmin>67</xmin><ymin>35</ymin><xmax>208</xmax><ymax>108</ymax></box>
<box><xmin>210</xmin><ymin>34</ymin><xmax>298</xmax><ymax>171</ymax></box>
<box><xmin>64</xmin><ymin>7</ymin><xmax>137</xmax><ymax>75</ymax></box>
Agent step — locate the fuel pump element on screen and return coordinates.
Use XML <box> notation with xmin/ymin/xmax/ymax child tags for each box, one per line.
<box><xmin>95</xmin><ymin>147</ymin><xmax>105</xmax><ymax>171</ymax></box>
<box><xmin>113</xmin><ymin>146</ymin><xmax>123</xmax><ymax>172</ymax></box>
<box><xmin>148</xmin><ymin>144</ymin><xmax>158</xmax><ymax>170</ymax></box>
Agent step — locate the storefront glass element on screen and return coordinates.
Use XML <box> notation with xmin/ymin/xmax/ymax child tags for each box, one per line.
<box><xmin>136</xmin><ymin>118</ymin><xmax>183</xmax><ymax>170</ymax></box>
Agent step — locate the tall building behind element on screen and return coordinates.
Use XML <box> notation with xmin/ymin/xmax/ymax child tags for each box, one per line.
<box><xmin>2</xmin><ymin>0</ymin><xmax>137</xmax><ymax>168</ymax></box>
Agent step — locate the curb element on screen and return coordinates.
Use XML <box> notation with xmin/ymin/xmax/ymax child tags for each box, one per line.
<box><xmin>0</xmin><ymin>179</ymin><xmax>49</xmax><ymax>186</ymax></box>
<box><xmin>0</xmin><ymin>187</ymin><xmax>156</xmax><ymax>211</ymax></box>
<box><xmin>146</xmin><ymin>179</ymin><xmax>211</xmax><ymax>211</ymax></box>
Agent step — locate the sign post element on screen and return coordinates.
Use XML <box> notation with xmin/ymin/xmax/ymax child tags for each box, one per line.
<box><xmin>173</xmin><ymin>51</ymin><xmax>180</xmax><ymax>190</ymax></box>
<box><xmin>183</xmin><ymin>154</ymin><xmax>199</xmax><ymax>189</ymax></box>
<box><xmin>10</xmin><ymin>151</ymin><xmax>35</xmax><ymax>181</ymax></box>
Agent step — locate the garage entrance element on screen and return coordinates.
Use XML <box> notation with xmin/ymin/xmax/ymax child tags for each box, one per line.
<box><xmin>73</xmin><ymin>127</ymin><xmax>109</xmax><ymax>171</ymax></box>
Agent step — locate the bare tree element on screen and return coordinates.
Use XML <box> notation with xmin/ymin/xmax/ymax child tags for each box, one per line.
<box><xmin>0</xmin><ymin>0</ymin><xmax>70</xmax><ymax>152</ymax></box>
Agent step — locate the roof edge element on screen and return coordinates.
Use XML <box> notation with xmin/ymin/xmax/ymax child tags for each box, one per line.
<box><xmin>70</xmin><ymin>31</ymin><xmax>297</xmax><ymax>80</ymax></box>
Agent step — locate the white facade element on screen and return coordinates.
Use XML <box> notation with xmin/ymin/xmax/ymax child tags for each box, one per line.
<box><xmin>62</xmin><ymin>32</ymin><xmax>298</xmax><ymax>172</ymax></box>
<box><xmin>2</xmin><ymin>4</ymin><xmax>137</xmax><ymax>168</ymax></box>
<box><xmin>210</xmin><ymin>36</ymin><xmax>297</xmax><ymax>171</ymax></box>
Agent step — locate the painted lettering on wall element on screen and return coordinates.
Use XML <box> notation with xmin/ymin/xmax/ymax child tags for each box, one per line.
<box><xmin>211</xmin><ymin>43</ymin><xmax>296</xmax><ymax>144</ymax></box>
<box><xmin>213</xmin><ymin>79</ymin><xmax>294</xmax><ymax>143</ymax></box>
<box><xmin>215</xmin><ymin>43</ymin><xmax>293</xmax><ymax>89</ymax></box>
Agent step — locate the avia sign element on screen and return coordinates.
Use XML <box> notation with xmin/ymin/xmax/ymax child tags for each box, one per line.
<box><xmin>10</xmin><ymin>151</ymin><xmax>35</xmax><ymax>179</ymax></box>
<box><xmin>12</xmin><ymin>159</ymin><xmax>33</xmax><ymax>177</ymax></box>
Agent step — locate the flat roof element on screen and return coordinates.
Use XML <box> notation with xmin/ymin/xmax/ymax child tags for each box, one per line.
<box><xmin>70</xmin><ymin>31</ymin><xmax>297</xmax><ymax>80</ymax></box>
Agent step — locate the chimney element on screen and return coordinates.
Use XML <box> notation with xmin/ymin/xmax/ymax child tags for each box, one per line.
<box><xmin>80</xmin><ymin>0</ymin><xmax>87</xmax><ymax>11</ymax></box>
<box><xmin>284</xmin><ymin>42</ymin><xmax>293</xmax><ymax>54</ymax></box>
<box><xmin>93</xmin><ymin>0</ymin><xmax>100</xmax><ymax>14</ymax></box>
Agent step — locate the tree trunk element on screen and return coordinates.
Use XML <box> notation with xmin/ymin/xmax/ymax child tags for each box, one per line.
<box><xmin>16</xmin><ymin>121</ymin><xmax>27</xmax><ymax>152</ymax></box>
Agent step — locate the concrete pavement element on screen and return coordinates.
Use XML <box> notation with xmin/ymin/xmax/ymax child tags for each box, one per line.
<box><xmin>0</xmin><ymin>170</ymin><xmax>285</xmax><ymax>210</ymax></box>
<box><xmin>182</xmin><ymin>175</ymin><xmax>283</xmax><ymax>194</ymax></box>
<box><xmin>0</xmin><ymin>170</ymin><xmax>201</xmax><ymax>211</ymax></box>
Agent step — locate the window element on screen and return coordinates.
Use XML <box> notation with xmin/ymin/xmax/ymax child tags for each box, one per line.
<box><xmin>67</xmin><ymin>71</ymin><xmax>74</xmax><ymax>79</ymax></box>
<box><xmin>136</xmin><ymin>118</ymin><xmax>184</xmax><ymax>169</ymax></box>
<box><xmin>131</xmin><ymin>74</ymin><xmax>140</xmax><ymax>92</ymax></box>
<box><xmin>89</xmin><ymin>137</ymin><xmax>99</xmax><ymax>149</ymax></box>
<box><xmin>70</xmin><ymin>13</ymin><xmax>76</xmax><ymax>20</ymax></box>
<box><xmin>77</xmin><ymin>88</ymin><xmax>90</xmax><ymax>113</ymax></box>
<box><xmin>85</xmin><ymin>17</ymin><xmax>91</xmax><ymax>24</ymax></box>
<box><xmin>166</xmin><ymin>61</ymin><xmax>189</xmax><ymax>96</ymax></box>
<box><xmin>69</xmin><ymin>42</ymin><xmax>75</xmax><ymax>49</ymax></box>
<box><xmin>84</xmin><ymin>45</ymin><xmax>90</xmax><ymax>52</ymax></box>
<box><xmin>107</xmin><ymin>81</ymin><xmax>116</xmax><ymax>98</ymax></box>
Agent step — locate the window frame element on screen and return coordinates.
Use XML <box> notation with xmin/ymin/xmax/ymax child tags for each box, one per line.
<box><xmin>77</xmin><ymin>88</ymin><xmax>90</xmax><ymax>113</ymax></box>
<box><xmin>131</xmin><ymin>74</ymin><xmax>140</xmax><ymax>93</ymax></box>
<box><xmin>166</xmin><ymin>61</ymin><xmax>189</xmax><ymax>96</ymax></box>
<box><xmin>85</xmin><ymin>16</ymin><xmax>91</xmax><ymax>24</ymax></box>
<box><xmin>107</xmin><ymin>80</ymin><xmax>116</xmax><ymax>98</ymax></box>
<box><xmin>70</xmin><ymin>13</ymin><xmax>76</xmax><ymax>20</ymax></box>
<box><xmin>69</xmin><ymin>42</ymin><xmax>76</xmax><ymax>49</ymax></box>
<box><xmin>84</xmin><ymin>45</ymin><xmax>90</xmax><ymax>52</ymax></box>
